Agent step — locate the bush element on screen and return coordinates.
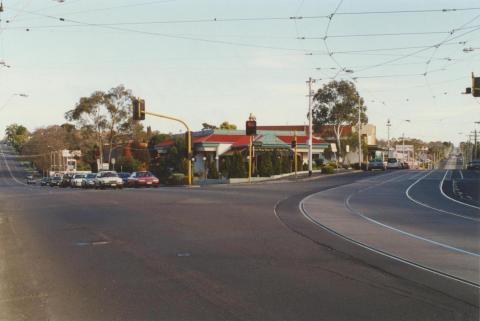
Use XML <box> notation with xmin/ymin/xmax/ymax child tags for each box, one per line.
<box><xmin>168</xmin><ymin>173</ymin><xmax>186</xmax><ymax>185</ymax></box>
<box><xmin>327</xmin><ymin>161</ymin><xmax>338</xmax><ymax>169</ymax></box>
<box><xmin>321</xmin><ymin>165</ymin><xmax>335</xmax><ymax>174</ymax></box>
<box><xmin>207</xmin><ymin>161</ymin><xmax>219</xmax><ymax>179</ymax></box>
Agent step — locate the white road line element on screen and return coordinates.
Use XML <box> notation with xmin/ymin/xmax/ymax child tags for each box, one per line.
<box><xmin>0</xmin><ymin>144</ymin><xmax>29</xmax><ymax>187</ymax></box>
<box><xmin>344</xmin><ymin>193</ymin><xmax>480</xmax><ymax>258</ymax></box>
<box><xmin>298</xmin><ymin>198</ymin><xmax>479</xmax><ymax>288</ymax></box>
<box><xmin>459</xmin><ymin>170</ymin><xmax>464</xmax><ymax>180</ymax></box>
<box><xmin>440</xmin><ymin>170</ymin><xmax>480</xmax><ymax>210</ymax></box>
<box><xmin>405</xmin><ymin>171</ymin><xmax>479</xmax><ymax>222</ymax></box>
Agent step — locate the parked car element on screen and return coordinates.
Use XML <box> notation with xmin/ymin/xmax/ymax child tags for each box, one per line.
<box><xmin>127</xmin><ymin>171</ymin><xmax>160</xmax><ymax>187</ymax></box>
<box><xmin>60</xmin><ymin>173</ymin><xmax>75</xmax><ymax>188</ymax></box>
<box><xmin>40</xmin><ymin>177</ymin><xmax>50</xmax><ymax>186</ymax></box>
<box><xmin>386</xmin><ymin>158</ymin><xmax>402</xmax><ymax>169</ymax></box>
<box><xmin>401</xmin><ymin>162</ymin><xmax>410</xmax><ymax>169</ymax></box>
<box><xmin>467</xmin><ymin>160</ymin><xmax>480</xmax><ymax>170</ymax></box>
<box><xmin>366</xmin><ymin>159</ymin><xmax>386</xmax><ymax>171</ymax></box>
<box><xmin>94</xmin><ymin>171</ymin><xmax>124</xmax><ymax>189</ymax></box>
<box><xmin>26</xmin><ymin>175</ymin><xmax>36</xmax><ymax>184</ymax></box>
<box><xmin>118</xmin><ymin>172</ymin><xmax>131</xmax><ymax>185</ymax></box>
<box><xmin>49</xmin><ymin>176</ymin><xmax>63</xmax><ymax>187</ymax></box>
<box><xmin>82</xmin><ymin>173</ymin><xmax>97</xmax><ymax>189</ymax></box>
<box><xmin>70</xmin><ymin>173</ymin><xmax>87</xmax><ymax>188</ymax></box>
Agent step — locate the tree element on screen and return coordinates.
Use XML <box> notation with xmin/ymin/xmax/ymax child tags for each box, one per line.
<box><xmin>312</xmin><ymin>80</ymin><xmax>367</xmax><ymax>160</ymax></box>
<box><xmin>65</xmin><ymin>85</ymin><xmax>133</xmax><ymax>166</ymax></box>
<box><xmin>202</xmin><ymin>123</ymin><xmax>218</xmax><ymax>130</ymax></box>
<box><xmin>219</xmin><ymin>121</ymin><xmax>237</xmax><ymax>130</ymax></box>
<box><xmin>5</xmin><ymin>124</ymin><xmax>29</xmax><ymax>152</ymax></box>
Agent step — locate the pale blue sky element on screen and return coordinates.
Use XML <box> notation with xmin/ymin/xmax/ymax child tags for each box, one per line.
<box><xmin>1</xmin><ymin>0</ymin><xmax>479</xmax><ymax>144</ymax></box>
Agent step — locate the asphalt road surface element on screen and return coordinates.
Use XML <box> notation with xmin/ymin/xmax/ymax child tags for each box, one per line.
<box><xmin>0</xmin><ymin>143</ymin><xmax>478</xmax><ymax>321</ymax></box>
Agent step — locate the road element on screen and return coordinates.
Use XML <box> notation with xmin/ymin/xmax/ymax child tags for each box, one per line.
<box><xmin>0</xmin><ymin>143</ymin><xmax>478</xmax><ymax>321</ymax></box>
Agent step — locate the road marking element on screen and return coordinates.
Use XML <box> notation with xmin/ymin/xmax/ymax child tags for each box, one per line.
<box><xmin>298</xmin><ymin>197</ymin><xmax>479</xmax><ymax>288</ymax></box>
<box><xmin>440</xmin><ymin>170</ymin><xmax>480</xmax><ymax>210</ymax></box>
<box><xmin>344</xmin><ymin>193</ymin><xmax>479</xmax><ymax>257</ymax></box>
<box><xmin>459</xmin><ymin>170</ymin><xmax>464</xmax><ymax>180</ymax></box>
<box><xmin>405</xmin><ymin>171</ymin><xmax>479</xmax><ymax>222</ymax></box>
<box><xmin>0</xmin><ymin>144</ymin><xmax>30</xmax><ymax>187</ymax></box>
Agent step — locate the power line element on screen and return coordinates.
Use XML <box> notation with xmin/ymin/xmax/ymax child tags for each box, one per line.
<box><xmin>335</xmin><ymin>7</ymin><xmax>480</xmax><ymax>15</ymax></box>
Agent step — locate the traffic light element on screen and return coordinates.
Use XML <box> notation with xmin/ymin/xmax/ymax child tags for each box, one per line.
<box><xmin>132</xmin><ymin>98</ymin><xmax>145</xmax><ymax>120</ymax></box>
<box><xmin>473</xmin><ymin>76</ymin><xmax>480</xmax><ymax>97</ymax></box>
<box><xmin>246</xmin><ymin>120</ymin><xmax>256</xmax><ymax>136</ymax></box>
<box><xmin>291</xmin><ymin>140</ymin><xmax>297</xmax><ymax>148</ymax></box>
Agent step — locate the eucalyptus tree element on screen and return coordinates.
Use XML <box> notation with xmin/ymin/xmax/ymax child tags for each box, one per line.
<box><xmin>312</xmin><ymin>80</ymin><xmax>368</xmax><ymax>160</ymax></box>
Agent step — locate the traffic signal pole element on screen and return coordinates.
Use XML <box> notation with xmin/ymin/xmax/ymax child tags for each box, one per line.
<box><xmin>248</xmin><ymin>135</ymin><xmax>253</xmax><ymax>183</ymax></box>
<box><xmin>143</xmin><ymin>110</ymin><xmax>193</xmax><ymax>186</ymax></box>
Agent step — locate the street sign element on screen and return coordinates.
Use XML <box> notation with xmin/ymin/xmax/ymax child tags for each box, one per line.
<box><xmin>346</xmin><ymin>145</ymin><xmax>350</xmax><ymax>153</ymax></box>
<box><xmin>111</xmin><ymin>158</ymin><xmax>116</xmax><ymax>165</ymax></box>
<box><xmin>330</xmin><ymin>143</ymin><xmax>337</xmax><ymax>153</ymax></box>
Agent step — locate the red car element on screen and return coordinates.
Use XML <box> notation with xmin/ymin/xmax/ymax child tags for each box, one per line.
<box><xmin>127</xmin><ymin>171</ymin><xmax>160</xmax><ymax>187</ymax></box>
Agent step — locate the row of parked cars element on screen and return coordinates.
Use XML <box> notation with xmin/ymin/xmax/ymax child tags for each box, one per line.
<box><xmin>35</xmin><ymin>171</ymin><xmax>160</xmax><ymax>189</ymax></box>
<box><xmin>366</xmin><ymin>158</ymin><xmax>410</xmax><ymax>171</ymax></box>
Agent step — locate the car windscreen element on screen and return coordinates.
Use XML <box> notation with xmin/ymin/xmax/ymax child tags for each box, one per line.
<box><xmin>102</xmin><ymin>172</ymin><xmax>118</xmax><ymax>177</ymax></box>
<box><xmin>387</xmin><ymin>159</ymin><xmax>397</xmax><ymax>163</ymax></box>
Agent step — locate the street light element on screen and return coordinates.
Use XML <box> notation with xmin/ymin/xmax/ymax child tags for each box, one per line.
<box><xmin>0</xmin><ymin>93</ymin><xmax>28</xmax><ymax>113</ymax></box>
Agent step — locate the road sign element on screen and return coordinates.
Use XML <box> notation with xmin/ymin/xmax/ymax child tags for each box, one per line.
<box><xmin>330</xmin><ymin>143</ymin><xmax>337</xmax><ymax>153</ymax></box>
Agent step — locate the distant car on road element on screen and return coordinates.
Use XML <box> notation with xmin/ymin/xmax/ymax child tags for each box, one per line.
<box><xmin>366</xmin><ymin>159</ymin><xmax>386</xmax><ymax>171</ymax></box>
<box><xmin>386</xmin><ymin>158</ymin><xmax>402</xmax><ymax>169</ymax></box>
<box><xmin>60</xmin><ymin>173</ymin><xmax>75</xmax><ymax>188</ymax></box>
<box><xmin>118</xmin><ymin>172</ymin><xmax>131</xmax><ymax>185</ymax></box>
<box><xmin>40</xmin><ymin>177</ymin><xmax>50</xmax><ymax>186</ymax></box>
<box><xmin>26</xmin><ymin>175</ymin><xmax>36</xmax><ymax>184</ymax></box>
<box><xmin>94</xmin><ymin>171</ymin><xmax>124</xmax><ymax>189</ymax></box>
<box><xmin>70</xmin><ymin>173</ymin><xmax>87</xmax><ymax>188</ymax></box>
<box><xmin>467</xmin><ymin>160</ymin><xmax>480</xmax><ymax>170</ymax></box>
<box><xmin>127</xmin><ymin>171</ymin><xmax>160</xmax><ymax>187</ymax></box>
<box><xmin>49</xmin><ymin>176</ymin><xmax>62</xmax><ymax>187</ymax></box>
<box><xmin>82</xmin><ymin>173</ymin><xmax>97</xmax><ymax>189</ymax></box>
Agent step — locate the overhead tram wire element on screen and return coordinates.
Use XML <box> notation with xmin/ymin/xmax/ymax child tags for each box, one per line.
<box><xmin>351</xmin><ymin>24</ymin><xmax>480</xmax><ymax>74</ymax></box>
<box><xmin>321</xmin><ymin>0</ymin><xmax>346</xmax><ymax>79</ymax></box>
<box><xmin>9</xmin><ymin>10</ymin><xmax>323</xmax><ymax>54</ymax></box>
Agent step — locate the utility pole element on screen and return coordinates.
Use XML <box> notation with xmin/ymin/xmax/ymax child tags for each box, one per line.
<box><xmin>357</xmin><ymin>96</ymin><xmax>362</xmax><ymax>165</ymax></box>
<box><xmin>386</xmin><ymin>119</ymin><xmax>391</xmax><ymax>152</ymax></box>
<box><xmin>307</xmin><ymin>77</ymin><xmax>315</xmax><ymax>176</ymax></box>
<box><xmin>474</xmin><ymin>129</ymin><xmax>478</xmax><ymax>160</ymax></box>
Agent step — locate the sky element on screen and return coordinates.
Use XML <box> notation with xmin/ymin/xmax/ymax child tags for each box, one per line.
<box><xmin>1</xmin><ymin>0</ymin><xmax>479</xmax><ymax>145</ymax></box>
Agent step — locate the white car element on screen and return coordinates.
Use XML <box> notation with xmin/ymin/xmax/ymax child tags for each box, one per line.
<box><xmin>70</xmin><ymin>173</ymin><xmax>87</xmax><ymax>188</ymax></box>
<box><xmin>386</xmin><ymin>158</ymin><xmax>402</xmax><ymax>169</ymax></box>
<box><xmin>94</xmin><ymin>171</ymin><xmax>124</xmax><ymax>189</ymax></box>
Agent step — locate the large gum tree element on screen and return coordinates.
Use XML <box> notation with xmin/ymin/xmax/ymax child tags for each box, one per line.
<box><xmin>312</xmin><ymin>80</ymin><xmax>368</xmax><ymax>161</ymax></box>
<box><xmin>65</xmin><ymin>85</ymin><xmax>134</xmax><ymax>166</ymax></box>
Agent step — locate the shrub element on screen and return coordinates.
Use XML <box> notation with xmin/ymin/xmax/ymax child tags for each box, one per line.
<box><xmin>327</xmin><ymin>161</ymin><xmax>338</xmax><ymax>169</ymax></box>
<box><xmin>321</xmin><ymin>165</ymin><xmax>335</xmax><ymax>174</ymax></box>
<box><xmin>207</xmin><ymin>161</ymin><xmax>219</xmax><ymax>179</ymax></box>
<box><xmin>168</xmin><ymin>173</ymin><xmax>186</xmax><ymax>185</ymax></box>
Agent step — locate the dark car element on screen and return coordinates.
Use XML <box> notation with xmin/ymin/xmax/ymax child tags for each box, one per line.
<box><xmin>366</xmin><ymin>159</ymin><xmax>386</xmax><ymax>171</ymax></box>
<box><xmin>118</xmin><ymin>172</ymin><xmax>131</xmax><ymax>185</ymax></box>
<box><xmin>60</xmin><ymin>173</ymin><xmax>75</xmax><ymax>188</ymax></box>
<box><xmin>127</xmin><ymin>171</ymin><xmax>160</xmax><ymax>187</ymax></box>
<box><xmin>467</xmin><ymin>160</ymin><xmax>480</xmax><ymax>170</ymax></box>
<box><xmin>401</xmin><ymin>162</ymin><xmax>410</xmax><ymax>169</ymax></box>
<box><xmin>82</xmin><ymin>173</ymin><xmax>97</xmax><ymax>189</ymax></box>
<box><xmin>49</xmin><ymin>176</ymin><xmax>62</xmax><ymax>187</ymax></box>
<box><xmin>40</xmin><ymin>177</ymin><xmax>50</xmax><ymax>186</ymax></box>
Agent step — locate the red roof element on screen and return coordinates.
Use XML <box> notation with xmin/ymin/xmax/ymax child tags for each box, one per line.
<box><xmin>277</xmin><ymin>136</ymin><xmax>326</xmax><ymax>144</ymax></box>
